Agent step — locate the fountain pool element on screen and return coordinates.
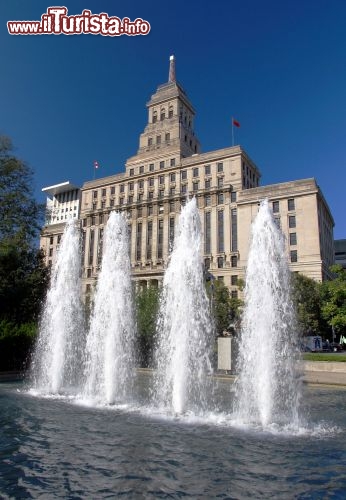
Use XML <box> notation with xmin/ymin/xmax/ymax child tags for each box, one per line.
<box><xmin>1</xmin><ymin>377</ymin><xmax>345</xmax><ymax>499</ymax></box>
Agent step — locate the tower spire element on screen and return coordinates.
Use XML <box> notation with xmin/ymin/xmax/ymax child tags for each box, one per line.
<box><xmin>168</xmin><ymin>55</ymin><xmax>176</xmax><ymax>82</ymax></box>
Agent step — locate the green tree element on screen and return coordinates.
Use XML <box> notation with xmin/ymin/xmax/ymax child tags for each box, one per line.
<box><xmin>320</xmin><ymin>265</ymin><xmax>346</xmax><ymax>335</ymax></box>
<box><xmin>0</xmin><ymin>136</ymin><xmax>48</xmax><ymax>368</ymax></box>
<box><xmin>135</xmin><ymin>285</ymin><xmax>160</xmax><ymax>367</ymax></box>
<box><xmin>291</xmin><ymin>272</ymin><xmax>325</xmax><ymax>336</ymax></box>
<box><xmin>207</xmin><ymin>280</ymin><xmax>243</xmax><ymax>335</ymax></box>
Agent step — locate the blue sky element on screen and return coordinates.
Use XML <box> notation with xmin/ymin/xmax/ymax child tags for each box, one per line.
<box><xmin>1</xmin><ymin>0</ymin><xmax>345</xmax><ymax>238</ymax></box>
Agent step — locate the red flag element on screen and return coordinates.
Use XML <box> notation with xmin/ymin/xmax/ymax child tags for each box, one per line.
<box><xmin>94</xmin><ymin>160</ymin><xmax>99</xmax><ymax>169</ymax></box>
<box><xmin>232</xmin><ymin>118</ymin><xmax>240</xmax><ymax>128</ymax></box>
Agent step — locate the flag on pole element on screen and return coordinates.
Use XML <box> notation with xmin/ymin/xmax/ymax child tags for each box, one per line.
<box><xmin>94</xmin><ymin>160</ymin><xmax>99</xmax><ymax>169</ymax></box>
<box><xmin>232</xmin><ymin>118</ymin><xmax>240</xmax><ymax>128</ymax></box>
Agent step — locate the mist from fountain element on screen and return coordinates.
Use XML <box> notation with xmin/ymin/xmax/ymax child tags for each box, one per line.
<box><xmin>234</xmin><ymin>199</ymin><xmax>302</xmax><ymax>429</ymax></box>
<box><xmin>153</xmin><ymin>198</ymin><xmax>214</xmax><ymax>415</ymax></box>
<box><xmin>82</xmin><ymin>212</ymin><xmax>135</xmax><ymax>405</ymax></box>
<box><xmin>30</xmin><ymin>219</ymin><xmax>84</xmax><ymax>394</ymax></box>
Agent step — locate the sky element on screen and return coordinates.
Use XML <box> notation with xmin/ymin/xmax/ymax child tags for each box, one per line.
<box><xmin>1</xmin><ymin>0</ymin><xmax>345</xmax><ymax>238</ymax></box>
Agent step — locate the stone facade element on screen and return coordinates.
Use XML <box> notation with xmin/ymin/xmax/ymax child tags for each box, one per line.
<box><xmin>40</xmin><ymin>56</ymin><xmax>335</xmax><ymax>300</ymax></box>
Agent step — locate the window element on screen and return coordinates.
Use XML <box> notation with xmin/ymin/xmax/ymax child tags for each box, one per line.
<box><xmin>170</xmin><ymin>158</ymin><xmax>175</xmax><ymax>167</ymax></box>
<box><xmin>160</xmin><ymin>109</ymin><xmax>165</xmax><ymax>121</ymax></box>
<box><xmin>92</xmin><ymin>202</ymin><xmax>96</xmax><ymax>210</ymax></box>
<box><xmin>170</xmin><ymin>187</ymin><xmax>175</xmax><ymax>196</ymax></box>
<box><xmin>101</xmin><ymin>188</ymin><xmax>106</xmax><ymax>197</ymax></box>
<box><xmin>148</xmin><ymin>205</ymin><xmax>153</xmax><ymax>216</ymax></box>
<box><xmin>231</xmin><ymin>275</ymin><xmax>238</xmax><ymax>286</ymax></box>
<box><xmin>205</xmin><ymin>212</ymin><xmax>211</xmax><ymax>254</ymax></box>
<box><xmin>110</xmin><ymin>199</ymin><xmax>114</xmax><ymax>207</ymax></box>
<box><xmin>205</xmin><ymin>195</ymin><xmax>211</xmax><ymax>207</ymax></box>
<box><xmin>148</xmin><ymin>138</ymin><xmax>153</xmax><ymax>146</ymax></box>
<box><xmin>156</xmin><ymin>135</ymin><xmax>161</xmax><ymax>145</ymax></box>
<box><xmin>149</xmin><ymin>163</ymin><xmax>154</xmax><ymax>172</ymax></box>
<box><xmin>158</xmin><ymin>219</ymin><xmax>164</xmax><ymax>258</ymax></box>
<box><xmin>169</xmin><ymin>106</ymin><xmax>173</xmax><ymax>118</ymax></box>
<box><xmin>129</xmin><ymin>168</ymin><xmax>134</xmax><ymax>176</ymax></box>
<box><xmin>137</xmin><ymin>206</ymin><xmax>142</xmax><ymax>217</ymax></box>
<box><xmin>217</xmin><ymin>177</ymin><xmax>223</xmax><ymax>187</ymax></box>
<box><xmin>50</xmin><ymin>236</ymin><xmax>54</xmax><ymax>245</ymax></box>
<box><xmin>231</xmin><ymin>290</ymin><xmax>238</xmax><ymax>299</ymax></box>
<box><xmin>170</xmin><ymin>172</ymin><xmax>176</xmax><ymax>182</ymax></box>
<box><xmin>231</xmin><ymin>255</ymin><xmax>237</xmax><ymax>267</ymax></box>
<box><xmin>231</xmin><ymin>208</ymin><xmax>238</xmax><ymax>252</ymax></box>
<box><xmin>120</xmin><ymin>184</ymin><xmax>124</xmax><ymax>193</ymax></box>
<box><xmin>111</xmin><ymin>186</ymin><xmax>115</xmax><ymax>195</ymax></box>
<box><xmin>218</xmin><ymin>210</ymin><xmax>224</xmax><ymax>252</ymax></box>
<box><xmin>87</xmin><ymin>268</ymin><xmax>92</xmax><ymax>278</ymax></box>
<box><xmin>170</xmin><ymin>201</ymin><xmax>175</xmax><ymax>212</ymax></box>
<box><xmin>149</xmin><ymin>177</ymin><xmax>154</xmax><ymax>187</ymax></box>
<box><xmin>119</xmin><ymin>198</ymin><xmax>124</xmax><ymax>205</ymax></box>
<box><xmin>272</xmin><ymin>201</ymin><xmax>279</xmax><ymax>213</ymax></box>
<box><xmin>160</xmin><ymin>161</ymin><xmax>165</xmax><ymax>169</ymax></box>
<box><xmin>88</xmin><ymin>229</ymin><xmax>94</xmax><ymax>265</ymax></box>
<box><xmin>181</xmin><ymin>184</ymin><xmax>187</xmax><ymax>194</ymax></box>
<box><xmin>193</xmin><ymin>181</ymin><xmax>199</xmax><ymax>192</ymax></box>
<box><xmin>204</xmin><ymin>258</ymin><xmax>210</xmax><ymax>270</ymax></box>
<box><xmin>86</xmin><ymin>284</ymin><xmax>91</xmax><ymax>293</ymax></box>
<box><xmin>288</xmin><ymin>198</ymin><xmax>295</xmax><ymax>211</ymax></box>
<box><xmin>193</xmin><ymin>167</ymin><xmax>199</xmax><ymax>177</ymax></box>
<box><xmin>128</xmin><ymin>195</ymin><xmax>133</xmax><ymax>204</ymax></box>
<box><xmin>139</xmin><ymin>180</ymin><xmax>144</xmax><ymax>189</ymax></box>
<box><xmin>159</xmin><ymin>189</ymin><xmax>164</xmax><ymax>198</ymax></box>
<box><xmin>49</xmin><ymin>248</ymin><xmax>53</xmax><ymax>257</ymax></box>
<box><xmin>205</xmin><ymin>179</ymin><xmax>211</xmax><ymax>189</ymax></box>
<box><xmin>91</xmin><ymin>215</ymin><xmax>96</xmax><ymax>225</ymax></box>
<box><xmin>159</xmin><ymin>175</ymin><xmax>164</xmax><ymax>185</ymax></box>
<box><xmin>93</xmin><ymin>191</ymin><xmax>98</xmax><ymax>199</ymax></box>
<box><xmin>231</xmin><ymin>191</ymin><xmax>237</xmax><ymax>202</ymax></box>
<box><xmin>274</xmin><ymin>216</ymin><xmax>281</xmax><ymax>229</ymax></box>
<box><xmin>205</xmin><ymin>165</ymin><xmax>211</xmax><ymax>175</ymax></box>
<box><xmin>289</xmin><ymin>215</ymin><xmax>296</xmax><ymax>228</ymax></box>
<box><xmin>148</xmin><ymin>191</ymin><xmax>154</xmax><ymax>200</ymax></box>
<box><xmin>146</xmin><ymin>221</ymin><xmax>153</xmax><ymax>260</ymax></box>
<box><xmin>168</xmin><ymin>217</ymin><xmax>174</xmax><ymax>250</ymax></box>
<box><xmin>218</xmin><ymin>193</ymin><xmax>224</xmax><ymax>205</ymax></box>
<box><xmin>139</xmin><ymin>165</ymin><xmax>144</xmax><ymax>174</ymax></box>
<box><xmin>289</xmin><ymin>233</ymin><xmax>297</xmax><ymax>246</ymax></box>
<box><xmin>136</xmin><ymin>223</ymin><xmax>142</xmax><ymax>260</ymax></box>
<box><xmin>290</xmin><ymin>250</ymin><xmax>298</xmax><ymax>263</ymax></box>
<box><xmin>217</xmin><ymin>162</ymin><xmax>223</xmax><ymax>172</ymax></box>
<box><xmin>152</xmin><ymin>111</ymin><xmax>157</xmax><ymax>123</ymax></box>
<box><xmin>101</xmin><ymin>201</ymin><xmax>105</xmax><ymax>209</ymax></box>
<box><xmin>99</xmin><ymin>214</ymin><xmax>104</xmax><ymax>224</ymax></box>
<box><xmin>218</xmin><ymin>256</ymin><xmax>224</xmax><ymax>268</ymax></box>
<box><xmin>181</xmin><ymin>170</ymin><xmax>187</xmax><ymax>180</ymax></box>
<box><xmin>129</xmin><ymin>182</ymin><xmax>134</xmax><ymax>191</ymax></box>
<box><xmin>57</xmin><ymin>235</ymin><xmax>61</xmax><ymax>243</ymax></box>
<box><xmin>165</xmin><ymin>132</ymin><xmax>170</xmax><ymax>141</ymax></box>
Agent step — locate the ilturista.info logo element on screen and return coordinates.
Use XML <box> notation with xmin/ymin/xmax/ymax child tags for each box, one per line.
<box><xmin>7</xmin><ymin>7</ymin><xmax>151</xmax><ymax>36</ymax></box>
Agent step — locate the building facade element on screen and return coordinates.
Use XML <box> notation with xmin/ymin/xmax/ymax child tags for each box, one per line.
<box><xmin>40</xmin><ymin>56</ymin><xmax>335</xmax><ymax>299</ymax></box>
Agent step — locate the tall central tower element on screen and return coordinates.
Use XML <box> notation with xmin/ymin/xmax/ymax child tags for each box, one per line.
<box><xmin>126</xmin><ymin>56</ymin><xmax>201</xmax><ymax>173</ymax></box>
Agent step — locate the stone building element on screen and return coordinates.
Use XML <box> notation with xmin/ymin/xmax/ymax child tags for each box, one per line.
<box><xmin>40</xmin><ymin>56</ymin><xmax>335</xmax><ymax>299</ymax></box>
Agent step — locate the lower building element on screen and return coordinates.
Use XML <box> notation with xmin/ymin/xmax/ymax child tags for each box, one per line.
<box><xmin>40</xmin><ymin>56</ymin><xmax>335</xmax><ymax>300</ymax></box>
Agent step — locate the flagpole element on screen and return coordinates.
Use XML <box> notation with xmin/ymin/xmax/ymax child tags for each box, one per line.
<box><xmin>231</xmin><ymin>116</ymin><xmax>234</xmax><ymax>147</ymax></box>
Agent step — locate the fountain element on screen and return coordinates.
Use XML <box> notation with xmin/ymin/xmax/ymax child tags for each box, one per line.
<box><xmin>153</xmin><ymin>197</ymin><xmax>214</xmax><ymax>415</ymax></box>
<box><xmin>82</xmin><ymin>212</ymin><xmax>135</xmax><ymax>405</ymax></box>
<box><xmin>30</xmin><ymin>219</ymin><xmax>84</xmax><ymax>394</ymax></box>
<box><xmin>234</xmin><ymin>199</ymin><xmax>302</xmax><ymax>428</ymax></box>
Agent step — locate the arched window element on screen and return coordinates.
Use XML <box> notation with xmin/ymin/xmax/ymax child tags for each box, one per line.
<box><xmin>169</xmin><ymin>106</ymin><xmax>173</xmax><ymax>118</ymax></box>
<box><xmin>160</xmin><ymin>108</ymin><xmax>165</xmax><ymax>121</ymax></box>
<box><xmin>153</xmin><ymin>110</ymin><xmax>157</xmax><ymax>123</ymax></box>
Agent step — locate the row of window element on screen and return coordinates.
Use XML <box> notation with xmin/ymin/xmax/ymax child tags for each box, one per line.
<box><xmin>127</xmin><ymin>162</ymin><xmax>224</xmax><ymax>179</ymax></box>
<box><xmin>272</xmin><ymin>198</ymin><xmax>295</xmax><ymax>213</ymax></box>
<box><xmin>152</xmin><ymin>106</ymin><xmax>174</xmax><ymax>123</ymax></box>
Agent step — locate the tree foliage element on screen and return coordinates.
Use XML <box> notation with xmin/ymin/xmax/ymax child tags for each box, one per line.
<box><xmin>320</xmin><ymin>265</ymin><xmax>346</xmax><ymax>334</ymax></box>
<box><xmin>0</xmin><ymin>136</ymin><xmax>48</xmax><ymax>366</ymax></box>
<box><xmin>207</xmin><ymin>280</ymin><xmax>243</xmax><ymax>335</ymax></box>
<box><xmin>291</xmin><ymin>272</ymin><xmax>326</xmax><ymax>336</ymax></box>
<box><xmin>135</xmin><ymin>285</ymin><xmax>160</xmax><ymax>367</ymax></box>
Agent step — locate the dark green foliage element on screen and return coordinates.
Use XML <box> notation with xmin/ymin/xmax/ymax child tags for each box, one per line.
<box><xmin>0</xmin><ymin>136</ymin><xmax>49</xmax><ymax>370</ymax></box>
<box><xmin>320</xmin><ymin>265</ymin><xmax>346</xmax><ymax>334</ymax></box>
<box><xmin>0</xmin><ymin>321</ymin><xmax>37</xmax><ymax>371</ymax></box>
<box><xmin>207</xmin><ymin>280</ymin><xmax>243</xmax><ymax>335</ymax></box>
<box><xmin>291</xmin><ymin>272</ymin><xmax>326</xmax><ymax>337</ymax></box>
<box><xmin>135</xmin><ymin>285</ymin><xmax>160</xmax><ymax>367</ymax></box>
